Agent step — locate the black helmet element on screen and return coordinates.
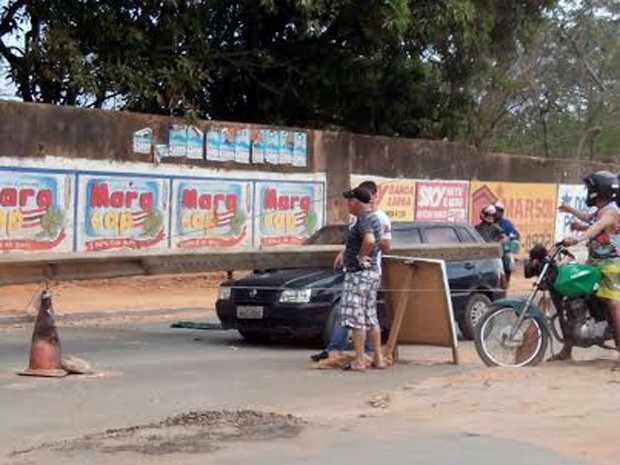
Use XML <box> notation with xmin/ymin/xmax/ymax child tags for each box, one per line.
<box><xmin>583</xmin><ymin>171</ymin><xmax>619</xmax><ymax>207</ymax></box>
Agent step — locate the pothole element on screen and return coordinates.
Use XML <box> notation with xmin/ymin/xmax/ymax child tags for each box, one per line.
<box><xmin>12</xmin><ymin>410</ymin><xmax>304</xmax><ymax>457</ymax></box>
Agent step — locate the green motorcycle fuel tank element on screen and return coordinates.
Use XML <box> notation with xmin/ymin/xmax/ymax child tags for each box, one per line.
<box><xmin>553</xmin><ymin>263</ymin><xmax>603</xmax><ymax>298</ymax></box>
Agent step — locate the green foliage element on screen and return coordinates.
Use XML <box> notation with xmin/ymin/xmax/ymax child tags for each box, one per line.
<box><xmin>486</xmin><ymin>0</ymin><xmax>619</xmax><ymax>160</ymax></box>
<box><xmin>0</xmin><ymin>0</ymin><xmax>561</xmax><ymax>145</ymax></box>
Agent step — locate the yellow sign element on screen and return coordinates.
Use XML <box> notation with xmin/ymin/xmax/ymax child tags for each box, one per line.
<box><xmin>470</xmin><ymin>181</ymin><xmax>557</xmax><ymax>257</ymax></box>
<box><xmin>351</xmin><ymin>176</ymin><xmax>416</xmax><ymax>222</ymax></box>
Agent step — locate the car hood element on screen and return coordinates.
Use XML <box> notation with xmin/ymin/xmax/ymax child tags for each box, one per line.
<box><xmin>226</xmin><ymin>268</ymin><xmax>339</xmax><ymax>289</ymax></box>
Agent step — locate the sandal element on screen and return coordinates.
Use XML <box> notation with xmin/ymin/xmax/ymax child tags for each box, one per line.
<box><xmin>547</xmin><ymin>352</ymin><xmax>572</xmax><ymax>362</ymax></box>
<box><xmin>371</xmin><ymin>362</ymin><xmax>387</xmax><ymax>370</ymax></box>
<box><xmin>343</xmin><ymin>363</ymin><xmax>366</xmax><ymax>372</ymax></box>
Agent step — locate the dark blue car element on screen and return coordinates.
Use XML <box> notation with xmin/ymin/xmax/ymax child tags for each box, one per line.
<box><xmin>216</xmin><ymin>222</ymin><xmax>507</xmax><ymax>343</ymax></box>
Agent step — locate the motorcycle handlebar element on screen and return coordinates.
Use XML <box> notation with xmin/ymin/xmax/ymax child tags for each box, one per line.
<box><xmin>554</xmin><ymin>240</ymin><xmax>577</xmax><ymax>260</ymax></box>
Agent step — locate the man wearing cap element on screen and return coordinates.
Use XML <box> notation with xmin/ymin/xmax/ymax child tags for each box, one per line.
<box><xmin>338</xmin><ymin>186</ymin><xmax>385</xmax><ymax>371</ymax></box>
<box><xmin>311</xmin><ymin>181</ymin><xmax>391</xmax><ymax>363</ymax></box>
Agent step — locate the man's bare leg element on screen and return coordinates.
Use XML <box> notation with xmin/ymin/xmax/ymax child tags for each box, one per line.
<box><xmin>352</xmin><ymin>328</ymin><xmax>366</xmax><ymax>370</ymax></box>
<box><xmin>548</xmin><ymin>342</ymin><xmax>573</xmax><ymax>361</ymax></box>
<box><xmin>368</xmin><ymin>327</ymin><xmax>385</xmax><ymax>368</ymax></box>
<box><xmin>605</xmin><ymin>299</ymin><xmax>620</xmax><ymax>370</ymax></box>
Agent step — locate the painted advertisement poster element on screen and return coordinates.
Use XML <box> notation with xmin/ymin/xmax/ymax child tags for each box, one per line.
<box><xmin>350</xmin><ymin>176</ymin><xmax>416</xmax><ymax>222</ymax></box>
<box><xmin>470</xmin><ymin>181</ymin><xmax>557</xmax><ymax>257</ymax></box>
<box><xmin>0</xmin><ymin>170</ymin><xmax>73</xmax><ymax>252</ymax></box>
<box><xmin>555</xmin><ymin>184</ymin><xmax>589</xmax><ymax>260</ymax></box>
<box><xmin>77</xmin><ymin>175</ymin><xmax>169</xmax><ymax>252</ymax></box>
<box><xmin>171</xmin><ymin>179</ymin><xmax>252</xmax><ymax>250</ymax></box>
<box><xmin>255</xmin><ymin>181</ymin><xmax>324</xmax><ymax>247</ymax></box>
<box><xmin>415</xmin><ymin>181</ymin><xmax>469</xmax><ymax>222</ymax></box>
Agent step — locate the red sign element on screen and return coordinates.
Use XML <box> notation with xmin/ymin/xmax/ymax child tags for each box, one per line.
<box><xmin>415</xmin><ymin>181</ymin><xmax>469</xmax><ymax>222</ymax></box>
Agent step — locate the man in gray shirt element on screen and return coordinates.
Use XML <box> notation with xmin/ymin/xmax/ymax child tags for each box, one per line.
<box><xmin>340</xmin><ymin>187</ymin><xmax>385</xmax><ymax>371</ymax></box>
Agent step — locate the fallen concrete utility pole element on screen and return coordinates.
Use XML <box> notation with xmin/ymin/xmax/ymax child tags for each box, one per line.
<box><xmin>0</xmin><ymin>243</ymin><xmax>501</xmax><ymax>285</ymax></box>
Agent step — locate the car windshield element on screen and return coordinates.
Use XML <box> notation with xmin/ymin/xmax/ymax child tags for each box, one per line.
<box><xmin>391</xmin><ymin>224</ymin><xmax>422</xmax><ymax>245</ymax></box>
<box><xmin>304</xmin><ymin>222</ymin><xmax>480</xmax><ymax>245</ymax></box>
<box><xmin>304</xmin><ymin>225</ymin><xmax>348</xmax><ymax>245</ymax></box>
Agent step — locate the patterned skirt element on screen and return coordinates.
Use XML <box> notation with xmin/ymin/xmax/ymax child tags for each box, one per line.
<box><xmin>594</xmin><ymin>259</ymin><xmax>620</xmax><ymax>301</ymax></box>
<box><xmin>341</xmin><ymin>269</ymin><xmax>381</xmax><ymax>330</ymax></box>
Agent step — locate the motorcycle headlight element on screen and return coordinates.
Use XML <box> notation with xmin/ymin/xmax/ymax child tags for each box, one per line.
<box><xmin>279</xmin><ymin>289</ymin><xmax>312</xmax><ymax>304</ymax></box>
<box><xmin>523</xmin><ymin>259</ymin><xmax>542</xmax><ymax>279</ymax></box>
<box><xmin>218</xmin><ymin>287</ymin><xmax>232</xmax><ymax>300</ymax></box>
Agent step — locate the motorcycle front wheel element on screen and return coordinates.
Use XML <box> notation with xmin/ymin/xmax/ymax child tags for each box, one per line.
<box><xmin>474</xmin><ymin>306</ymin><xmax>549</xmax><ymax>367</ymax></box>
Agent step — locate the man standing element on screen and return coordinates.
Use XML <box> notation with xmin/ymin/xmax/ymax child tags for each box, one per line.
<box><xmin>359</xmin><ymin>180</ymin><xmax>392</xmax><ymax>257</ymax></box>
<box><xmin>310</xmin><ymin>181</ymin><xmax>391</xmax><ymax>362</ymax></box>
<box><xmin>339</xmin><ymin>186</ymin><xmax>385</xmax><ymax>371</ymax></box>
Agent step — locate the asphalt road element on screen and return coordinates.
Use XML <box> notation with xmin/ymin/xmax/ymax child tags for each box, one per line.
<box><xmin>0</xmin><ymin>320</ymin><xmax>594</xmax><ymax>465</ymax></box>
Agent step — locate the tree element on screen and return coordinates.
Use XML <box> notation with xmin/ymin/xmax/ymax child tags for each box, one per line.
<box><xmin>487</xmin><ymin>0</ymin><xmax>619</xmax><ymax>160</ymax></box>
<box><xmin>0</xmin><ymin>0</ymin><xmax>556</xmax><ymax>143</ymax></box>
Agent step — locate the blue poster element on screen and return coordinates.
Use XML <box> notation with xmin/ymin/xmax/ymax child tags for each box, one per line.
<box><xmin>234</xmin><ymin>129</ymin><xmax>251</xmax><ymax>164</ymax></box>
<box><xmin>220</xmin><ymin>128</ymin><xmax>236</xmax><ymax>162</ymax></box>
<box><xmin>251</xmin><ymin>130</ymin><xmax>268</xmax><ymax>164</ymax></box>
<box><xmin>168</xmin><ymin>126</ymin><xmax>188</xmax><ymax>158</ymax></box>
<box><xmin>293</xmin><ymin>132</ymin><xmax>308</xmax><ymax>167</ymax></box>
<box><xmin>279</xmin><ymin>131</ymin><xmax>293</xmax><ymax>165</ymax></box>
<box><xmin>186</xmin><ymin>126</ymin><xmax>204</xmax><ymax>160</ymax></box>
<box><xmin>206</xmin><ymin>130</ymin><xmax>222</xmax><ymax>161</ymax></box>
<box><xmin>265</xmin><ymin>130</ymin><xmax>280</xmax><ymax>165</ymax></box>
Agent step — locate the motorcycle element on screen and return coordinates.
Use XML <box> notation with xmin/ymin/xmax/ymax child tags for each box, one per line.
<box><xmin>474</xmin><ymin>241</ymin><xmax>616</xmax><ymax>367</ymax></box>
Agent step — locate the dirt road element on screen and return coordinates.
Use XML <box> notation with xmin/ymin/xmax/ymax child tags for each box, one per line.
<box><xmin>2</xmin><ymin>269</ymin><xmax>618</xmax><ymax>464</ymax></box>
<box><xmin>0</xmin><ymin>272</ymin><xmax>223</xmax><ymax>319</ymax></box>
<box><xmin>1</xmin><ymin>322</ymin><xmax>613</xmax><ymax>465</ymax></box>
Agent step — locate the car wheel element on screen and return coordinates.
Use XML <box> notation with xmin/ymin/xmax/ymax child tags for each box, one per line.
<box><xmin>460</xmin><ymin>293</ymin><xmax>492</xmax><ymax>340</ymax></box>
<box><xmin>238</xmin><ymin>329</ymin><xmax>271</xmax><ymax>344</ymax></box>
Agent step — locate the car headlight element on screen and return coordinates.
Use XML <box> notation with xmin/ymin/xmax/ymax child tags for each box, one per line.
<box><xmin>218</xmin><ymin>287</ymin><xmax>232</xmax><ymax>300</ymax></box>
<box><xmin>279</xmin><ymin>289</ymin><xmax>312</xmax><ymax>304</ymax></box>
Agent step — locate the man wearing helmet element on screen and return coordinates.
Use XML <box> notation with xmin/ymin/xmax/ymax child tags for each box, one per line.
<box><xmin>493</xmin><ymin>201</ymin><xmax>520</xmax><ymax>243</ymax></box>
<box><xmin>476</xmin><ymin>204</ymin><xmax>507</xmax><ymax>244</ymax></box>
<box><xmin>556</xmin><ymin>171</ymin><xmax>620</xmax><ymax>369</ymax></box>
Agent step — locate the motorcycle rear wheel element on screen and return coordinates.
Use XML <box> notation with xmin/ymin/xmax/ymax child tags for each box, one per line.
<box><xmin>475</xmin><ymin>306</ymin><xmax>549</xmax><ymax>367</ymax></box>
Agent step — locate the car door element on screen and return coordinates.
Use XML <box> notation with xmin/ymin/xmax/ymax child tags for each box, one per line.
<box><xmin>457</xmin><ymin>225</ymin><xmax>505</xmax><ymax>297</ymax></box>
<box><xmin>380</xmin><ymin>226</ymin><xmax>423</xmax><ymax>325</ymax></box>
<box><xmin>419</xmin><ymin>226</ymin><xmax>472</xmax><ymax>316</ymax></box>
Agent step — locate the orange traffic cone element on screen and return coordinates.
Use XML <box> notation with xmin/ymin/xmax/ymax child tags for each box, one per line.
<box><xmin>19</xmin><ymin>290</ymin><xmax>67</xmax><ymax>378</ymax></box>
